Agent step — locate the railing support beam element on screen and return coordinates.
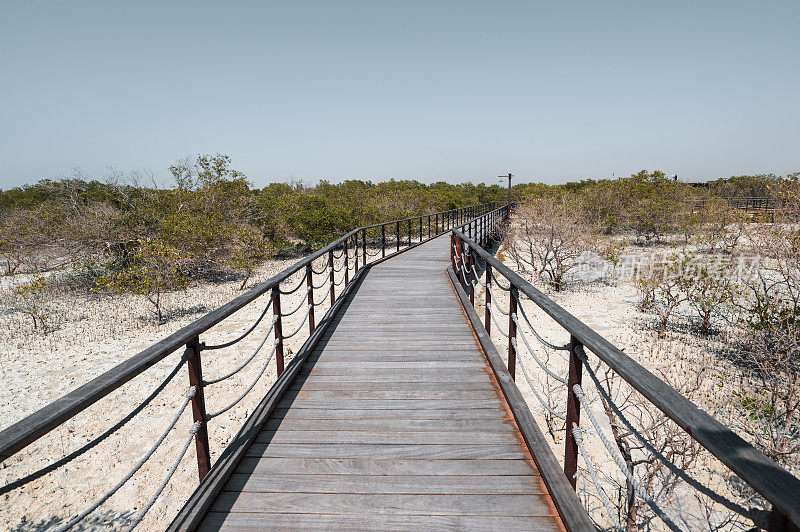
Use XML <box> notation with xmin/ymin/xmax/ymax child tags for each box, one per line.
<box><xmin>186</xmin><ymin>337</ymin><xmax>211</xmax><ymax>481</ymax></box>
<box><xmin>508</xmin><ymin>287</ymin><xmax>518</xmax><ymax>380</ymax></box>
<box><xmin>272</xmin><ymin>288</ymin><xmax>285</xmax><ymax>376</ymax></box>
<box><xmin>564</xmin><ymin>335</ymin><xmax>583</xmax><ymax>490</ymax></box>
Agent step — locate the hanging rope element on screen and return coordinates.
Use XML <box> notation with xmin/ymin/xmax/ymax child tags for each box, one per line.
<box><xmin>573</xmin><ymin>425</ymin><xmax>624</xmax><ymax>531</ymax></box>
<box><xmin>122</xmin><ymin>422</ymin><xmax>200</xmax><ymax>532</ymax></box>
<box><xmin>573</xmin><ymin>384</ymin><xmax>682</xmax><ymax>532</ymax></box>
<box><xmin>281</xmin><ymin>305</ymin><xmax>312</xmax><ymax>339</ymax></box>
<box><xmin>279</xmin><ymin>288</ymin><xmax>310</xmax><ymax>316</ymax></box>
<box><xmin>517</xmin><ymin>350</ymin><xmax>567</xmax><ymax>420</ymax></box>
<box><xmin>206</xmin><ymin>339</ymin><xmax>279</xmax><ymax>420</ymax></box>
<box><xmin>278</xmin><ymin>273</ymin><xmax>307</xmax><ymax>295</ymax></box>
<box><xmin>202</xmin><ymin>293</ymin><xmax>274</xmax><ymax>351</ymax></box>
<box><xmin>486</xmin><ymin>303</ymin><xmax>510</xmax><ymax>337</ymax></box>
<box><xmin>203</xmin><ymin>316</ymin><xmax>278</xmax><ymax>386</ymax></box>
<box><xmin>0</xmin><ymin>355</ymin><xmax>187</xmax><ymax>496</ymax></box>
<box><xmin>516</xmin><ymin>303</ymin><xmax>570</xmax><ymax>351</ymax></box>
<box><xmin>578</xmin><ymin>349</ymin><xmax>753</xmax><ymax>521</ymax></box>
<box><xmin>55</xmin><ymin>387</ymin><xmax>196</xmax><ymax>531</ymax></box>
<box><xmin>511</xmin><ymin>336</ymin><xmax>567</xmax><ymax>384</ymax></box>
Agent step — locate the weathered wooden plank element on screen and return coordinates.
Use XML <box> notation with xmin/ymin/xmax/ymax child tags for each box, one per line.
<box><xmin>294</xmin><ymin>374</ymin><xmax>490</xmax><ymax>383</ymax></box>
<box><xmin>225</xmin><ymin>473</ymin><xmax>544</xmax><ymax>494</ymax></box>
<box><xmin>280</xmin><ymin>389</ymin><xmax>500</xmax><ymax>401</ymax></box>
<box><xmin>210</xmin><ymin>492</ymin><xmax>555</xmax><ymax>516</ymax></box>
<box><xmin>254</xmin><ymin>430</ymin><xmax>521</xmax><ymax>445</ymax></box>
<box><xmin>305</xmin><ymin>360</ymin><xmax>484</xmax><ymax>369</ymax></box>
<box><xmin>244</xmin><ymin>443</ymin><xmax>529</xmax><ymax>459</ymax></box>
<box><xmin>270</xmin><ymin>407</ymin><xmax>505</xmax><ymax>420</ymax></box>
<box><xmin>287</xmin><ymin>381</ymin><xmax>496</xmax><ymax>392</ymax></box>
<box><xmin>199</xmin><ymin>512</ymin><xmax>562</xmax><ymax>532</ymax></box>
<box><xmin>263</xmin><ymin>418</ymin><xmax>516</xmax><ymax>432</ymax></box>
<box><xmin>298</xmin><ymin>367</ymin><xmax>489</xmax><ymax>377</ymax></box>
<box><xmin>276</xmin><ymin>399</ymin><xmax>502</xmax><ymax>410</ymax></box>
<box><xmin>235</xmin><ymin>457</ymin><xmax>539</xmax><ymax>476</ymax></box>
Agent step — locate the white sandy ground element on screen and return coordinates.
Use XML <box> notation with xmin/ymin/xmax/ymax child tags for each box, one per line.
<box><xmin>0</xmin><ymin>239</ymin><xmax>774</xmax><ymax>531</ymax></box>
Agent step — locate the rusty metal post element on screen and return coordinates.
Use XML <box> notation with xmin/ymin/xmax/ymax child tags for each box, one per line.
<box><xmin>305</xmin><ymin>264</ymin><xmax>315</xmax><ymax>335</ymax></box>
<box><xmin>381</xmin><ymin>224</ymin><xmax>386</xmax><ymax>257</ymax></box>
<box><xmin>186</xmin><ymin>337</ymin><xmax>211</xmax><ymax>481</ymax></box>
<box><xmin>564</xmin><ymin>334</ymin><xmax>583</xmax><ymax>490</ymax></box>
<box><xmin>272</xmin><ymin>288</ymin><xmax>284</xmax><ymax>376</ymax></box>
<box><xmin>344</xmin><ymin>240</ymin><xmax>349</xmax><ymax>286</ymax></box>
<box><xmin>485</xmin><ymin>264</ymin><xmax>492</xmax><ymax>335</ymax></box>
<box><xmin>396</xmin><ymin>221</ymin><xmax>400</xmax><ymax>252</ymax></box>
<box><xmin>328</xmin><ymin>249</ymin><xmax>335</xmax><ymax>304</ymax></box>
<box><xmin>508</xmin><ymin>287</ymin><xmax>518</xmax><ymax>380</ymax></box>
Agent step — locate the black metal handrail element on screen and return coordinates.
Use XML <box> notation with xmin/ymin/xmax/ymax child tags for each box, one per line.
<box><xmin>0</xmin><ymin>202</ymin><xmax>497</xmax><ymax>467</ymax></box>
<box><xmin>450</xmin><ymin>226</ymin><xmax>800</xmax><ymax>530</ymax></box>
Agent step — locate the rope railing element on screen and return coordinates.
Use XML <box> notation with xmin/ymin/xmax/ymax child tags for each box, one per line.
<box><xmin>512</xmin><ymin>335</ymin><xmax>567</xmax><ymax>384</ymax></box>
<box><xmin>573</xmin><ymin>383</ymin><xmax>682</xmax><ymax>532</ymax></box>
<box><xmin>205</xmin><ymin>340</ymin><xmax>280</xmax><ymax>420</ymax></box>
<box><xmin>0</xmin><ymin>354</ymin><xmax>187</xmax><ymax>497</ymax></box>
<box><xmin>450</xmin><ymin>220</ymin><xmax>800</xmax><ymax>531</ymax></box>
<box><xmin>279</xmin><ymin>288</ymin><xmax>310</xmax><ymax>316</ymax></box>
<box><xmin>0</xmin><ymin>201</ymin><xmax>505</xmax><ymax>530</ymax></box>
<box><xmin>54</xmin><ymin>386</ymin><xmax>197</xmax><ymax>531</ymax></box>
<box><xmin>278</xmin><ymin>273</ymin><xmax>307</xmax><ymax>295</ymax></box>
<box><xmin>573</xmin><ymin>425</ymin><xmax>623</xmax><ymax>531</ymax></box>
<box><xmin>202</xmin><ymin>316</ymin><xmax>278</xmax><ymax>386</ymax></box>
<box><xmin>578</xmin><ymin>346</ymin><xmax>753</xmax><ymax>521</ymax></box>
<box><xmin>516</xmin><ymin>303</ymin><xmax>570</xmax><ymax>351</ymax></box>
<box><xmin>201</xmin><ymin>294</ymin><xmax>274</xmax><ymax>351</ymax></box>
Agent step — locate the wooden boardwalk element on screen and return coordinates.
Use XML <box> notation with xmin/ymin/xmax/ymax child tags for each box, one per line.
<box><xmin>198</xmin><ymin>236</ymin><xmax>565</xmax><ymax>531</ymax></box>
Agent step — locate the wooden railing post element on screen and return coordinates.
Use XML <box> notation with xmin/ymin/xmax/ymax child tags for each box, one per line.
<box><xmin>767</xmin><ymin>508</ymin><xmax>796</xmax><ymax>532</ymax></box>
<box><xmin>354</xmin><ymin>235</ymin><xmax>359</xmax><ymax>273</ymax></box>
<box><xmin>362</xmin><ymin>229</ymin><xmax>366</xmax><ymax>265</ymax></box>
<box><xmin>468</xmin><ymin>249</ymin><xmax>475</xmax><ymax>306</ymax></box>
<box><xmin>485</xmin><ymin>264</ymin><xmax>492</xmax><ymax>334</ymax></box>
<box><xmin>450</xmin><ymin>233</ymin><xmax>456</xmax><ymax>272</ymax></box>
<box><xmin>272</xmin><ymin>288</ymin><xmax>284</xmax><ymax>376</ymax></box>
<box><xmin>381</xmin><ymin>224</ymin><xmax>386</xmax><ymax>257</ymax></box>
<box><xmin>564</xmin><ymin>335</ymin><xmax>583</xmax><ymax>490</ymax></box>
<box><xmin>305</xmin><ymin>264</ymin><xmax>315</xmax><ymax>335</ymax></box>
<box><xmin>186</xmin><ymin>337</ymin><xmax>211</xmax><ymax>481</ymax></box>
<box><xmin>344</xmin><ymin>240</ymin><xmax>349</xmax><ymax>286</ymax></box>
<box><xmin>328</xmin><ymin>249</ymin><xmax>335</xmax><ymax>304</ymax></box>
<box><xmin>508</xmin><ymin>287</ymin><xmax>518</xmax><ymax>380</ymax></box>
<box><xmin>396</xmin><ymin>221</ymin><xmax>400</xmax><ymax>252</ymax></box>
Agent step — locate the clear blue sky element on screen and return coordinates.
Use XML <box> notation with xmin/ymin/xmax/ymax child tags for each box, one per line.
<box><xmin>1</xmin><ymin>1</ymin><xmax>798</xmax><ymax>189</ymax></box>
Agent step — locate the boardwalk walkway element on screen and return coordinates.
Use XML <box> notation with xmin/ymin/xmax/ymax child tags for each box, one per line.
<box><xmin>199</xmin><ymin>236</ymin><xmax>564</xmax><ymax>531</ymax></box>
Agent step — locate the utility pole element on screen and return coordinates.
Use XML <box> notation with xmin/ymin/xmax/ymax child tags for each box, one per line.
<box><xmin>499</xmin><ymin>173</ymin><xmax>513</xmax><ymax>205</ymax></box>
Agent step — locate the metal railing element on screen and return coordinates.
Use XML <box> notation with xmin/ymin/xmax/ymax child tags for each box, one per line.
<box><xmin>451</xmin><ymin>224</ymin><xmax>800</xmax><ymax>531</ymax></box>
<box><xmin>0</xmin><ymin>202</ymin><xmax>498</xmax><ymax>530</ymax></box>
